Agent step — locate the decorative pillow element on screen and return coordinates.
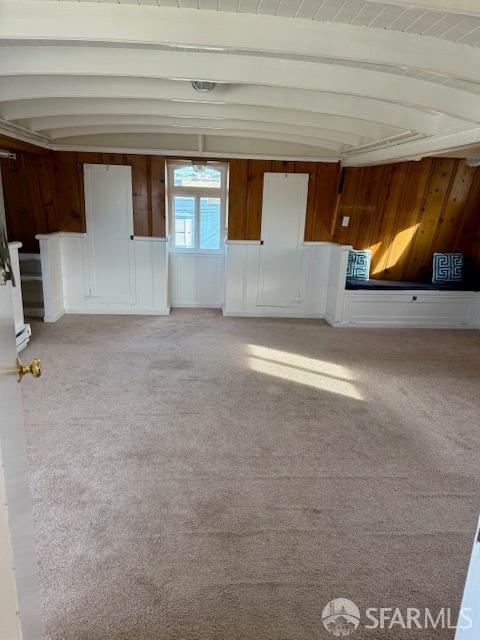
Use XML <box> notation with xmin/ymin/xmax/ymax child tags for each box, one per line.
<box><xmin>347</xmin><ymin>249</ymin><xmax>371</xmax><ymax>281</ymax></box>
<box><xmin>432</xmin><ymin>252</ymin><xmax>464</xmax><ymax>284</ymax></box>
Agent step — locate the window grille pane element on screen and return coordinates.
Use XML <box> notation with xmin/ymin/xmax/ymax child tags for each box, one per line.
<box><xmin>200</xmin><ymin>197</ymin><xmax>221</xmax><ymax>250</ymax></box>
<box><xmin>174</xmin><ymin>196</ymin><xmax>195</xmax><ymax>248</ymax></box>
<box><xmin>174</xmin><ymin>165</ymin><xmax>222</xmax><ymax>189</ymax></box>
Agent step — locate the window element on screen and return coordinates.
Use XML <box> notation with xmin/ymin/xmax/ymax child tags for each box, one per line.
<box><xmin>168</xmin><ymin>162</ymin><xmax>227</xmax><ymax>253</ymax></box>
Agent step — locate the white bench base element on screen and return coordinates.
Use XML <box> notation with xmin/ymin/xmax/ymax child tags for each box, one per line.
<box><xmin>327</xmin><ymin>290</ymin><xmax>480</xmax><ymax>329</ymax></box>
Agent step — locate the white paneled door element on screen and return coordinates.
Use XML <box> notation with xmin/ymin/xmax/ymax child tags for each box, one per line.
<box><xmin>257</xmin><ymin>172</ymin><xmax>308</xmax><ymax>307</ymax></box>
<box><xmin>0</xmin><ymin>170</ymin><xmax>43</xmax><ymax>640</ymax></box>
<box><xmin>84</xmin><ymin>164</ymin><xmax>135</xmax><ymax>305</ymax></box>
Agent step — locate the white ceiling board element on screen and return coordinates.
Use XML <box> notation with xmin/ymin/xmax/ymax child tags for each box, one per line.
<box><xmin>351</xmin><ymin>4</ymin><xmax>386</xmax><ymax>26</ymax></box>
<box><xmin>276</xmin><ymin>0</ymin><xmax>303</xmax><ymax>18</ymax></box>
<box><xmin>217</xmin><ymin>0</ymin><xmax>239</xmax><ymax>11</ymax></box>
<box><xmin>294</xmin><ymin>0</ymin><xmax>320</xmax><ymax>19</ymax></box>
<box><xmin>238</xmin><ymin>0</ymin><xmax>260</xmax><ymax>12</ymax></box>
<box><xmin>257</xmin><ymin>0</ymin><xmax>282</xmax><ymax>14</ymax></box>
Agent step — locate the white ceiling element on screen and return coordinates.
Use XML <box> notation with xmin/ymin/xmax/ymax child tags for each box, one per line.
<box><xmin>1</xmin><ymin>0</ymin><xmax>480</xmax><ymax>164</ymax></box>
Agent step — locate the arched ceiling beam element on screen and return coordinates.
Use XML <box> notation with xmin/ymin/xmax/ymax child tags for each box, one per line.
<box><xmin>0</xmin><ymin>76</ymin><xmax>449</xmax><ymax>136</ymax></box>
<box><xmin>1</xmin><ymin>47</ymin><xmax>477</xmax><ymax>124</ymax></box>
<box><xmin>23</xmin><ymin>115</ymin><xmax>364</xmax><ymax>147</ymax></box>
<box><xmin>45</xmin><ymin>125</ymin><xmax>345</xmax><ymax>152</ymax></box>
<box><xmin>1</xmin><ymin>3</ymin><xmax>480</xmax><ymax>84</ymax></box>
<box><xmin>2</xmin><ymin>98</ymin><xmax>399</xmax><ymax>140</ymax></box>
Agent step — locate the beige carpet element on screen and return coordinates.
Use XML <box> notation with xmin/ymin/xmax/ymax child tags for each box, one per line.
<box><xmin>21</xmin><ymin>311</ymin><xmax>480</xmax><ymax>639</ymax></box>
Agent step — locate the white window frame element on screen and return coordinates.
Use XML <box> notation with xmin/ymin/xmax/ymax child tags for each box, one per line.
<box><xmin>167</xmin><ymin>161</ymin><xmax>228</xmax><ymax>254</ymax></box>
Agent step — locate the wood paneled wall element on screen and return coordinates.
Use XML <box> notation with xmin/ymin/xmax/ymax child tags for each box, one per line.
<box><xmin>2</xmin><ymin>144</ymin><xmax>479</xmax><ymax>283</ymax></box>
<box><xmin>1</xmin><ymin>152</ymin><xmax>58</xmax><ymax>252</ymax></box>
<box><xmin>1</xmin><ymin>150</ymin><xmax>166</xmax><ymax>250</ymax></box>
<box><xmin>228</xmin><ymin>159</ymin><xmax>341</xmax><ymax>241</ymax></box>
<box><xmin>332</xmin><ymin>158</ymin><xmax>480</xmax><ymax>281</ymax></box>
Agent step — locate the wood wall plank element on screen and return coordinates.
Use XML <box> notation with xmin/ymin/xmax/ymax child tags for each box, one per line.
<box><xmin>370</xmin><ymin>163</ymin><xmax>412</xmax><ymax>279</ymax></box>
<box><xmin>333</xmin><ymin>168</ymin><xmax>361</xmax><ymax>246</ymax></box>
<box><xmin>228</xmin><ymin>159</ymin><xmax>248</xmax><ymax>240</ymax></box>
<box><xmin>53</xmin><ymin>151</ymin><xmax>85</xmax><ymax>233</ymax></box>
<box><xmin>150</xmin><ymin>155</ymin><xmax>166</xmax><ymax>237</ymax></box>
<box><xmin>404</xmin><ymin>158</ymin><xmax>456</xmax><ymax>281</ymax></box>
<box><xmin>1</xmin><ymin>156</ymin><xmax>38</xmax><ymax>252</ymax></box>
<box><xmin>309</xmin><ymin>162</ymin><xmax>341</xmax><ymax>242</ymax></box>
<box><xmin>246</xmin><ymin>160</ymin><xmax>272</xmax><ymax>241</ymax></box>
<box><xmin>126</xmin><ymin>155</ymin><xmax>149</xmax><ymax>236</ymax></box>
<box><xmin>296</xmin><ymin>161</ymin><xmax>318</xmax><ymax>241</ymax></box>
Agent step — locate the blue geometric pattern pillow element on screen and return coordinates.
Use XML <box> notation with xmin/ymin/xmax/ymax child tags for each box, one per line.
<box><xmin>347</xmin><ymin>249</ymin><xmax>371</xmax><ymax>281</ymax></box>
<box><xmin>432</xmin><ymin>252</ymin><xmax>464</xmax><ymax>284</ymax></box>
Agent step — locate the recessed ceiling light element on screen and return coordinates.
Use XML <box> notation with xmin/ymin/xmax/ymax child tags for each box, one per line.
<box><xmin>191</xmin><ymin>81</ymin><xmax>217</xmax><ymax>93</ymax></box>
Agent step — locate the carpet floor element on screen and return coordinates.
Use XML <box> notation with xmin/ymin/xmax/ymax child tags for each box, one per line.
<box><xmin>21</xmin><ymin>311</ymin><xmax>480</xmax><ymax>640</ymax></box>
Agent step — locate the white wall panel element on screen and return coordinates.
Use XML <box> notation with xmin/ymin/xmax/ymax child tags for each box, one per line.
<box><xmin>36</xmin><ymin>233</ymin><xmax>65</xmax><ymax>322</ymax></box>
<box><xmin>257</xmin><ymin>173</ymin><xmax>308</xmax><ymax>307</ymax></box>
<box><xmin>169</xmin><ymin>253</ymin><xmax>225</xmax><ymax>308</ymax></box>
<box><xmin>224</xmin><ymin>240</ymin><xmax>332</xmax><ymax>317</ymax></box>
<box><xmin>39</xmin><ymin>232</ymin><xmax>169</xmax><ymax>318</ymax></box>
<box><xmin>84</xmin><ymin>164</ymin><xmax>135</xmax><ymax>305</ymax></box>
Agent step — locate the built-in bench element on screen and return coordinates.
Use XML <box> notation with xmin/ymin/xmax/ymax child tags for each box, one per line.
<box><xmin>325</xmin><ymin>245</ymin><xmax>480</xmax><ymax>329</ymax></box>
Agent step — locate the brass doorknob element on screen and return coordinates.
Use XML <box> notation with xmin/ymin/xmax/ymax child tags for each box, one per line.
<box><xmin>17</xmin><ymin>357</ymin><xmax>42</xmax><ymax>381</ymax></box>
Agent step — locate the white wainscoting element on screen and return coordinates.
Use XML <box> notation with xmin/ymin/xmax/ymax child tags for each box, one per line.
<box><xmin>38</xmin><ymin>232</ymin><xmax>169</xmax><ymax>317</ymax></box>
<box><xmin>169</xmin><ymin>252</ymin><xmax>225</xmax><ymax>308</ymax></box>
<box><xmin>223</xmin><ymin>240</ymin><xmax>332</xmax><ymax>318</ymax></box>
<box><xmin>36</xmin><ymin>233</ymin><xmax>65</xmax><ymax>323</ymax></box>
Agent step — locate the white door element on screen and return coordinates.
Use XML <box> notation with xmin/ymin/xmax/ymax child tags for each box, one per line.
<box><xmin>257</xmin><ymin>172</ymin><xmax>308</xmax><ymax>307</ymax></box>
<box><xmin>0</xmin><ymin>170</ymin><xmax>43</xmax><ymax>639</ymax></box>
<box><xmin>455</xmin><ymin>516</ymin><xmax>480</xmax><ymax>639</ymax></box>
<box><xmin>84</xmin><ymin>164</ymin><xmax>135</xmax><ymax>304</ymax></box>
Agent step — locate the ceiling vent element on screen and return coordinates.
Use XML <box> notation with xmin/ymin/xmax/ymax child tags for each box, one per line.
<box><xmin>191</xmin><ymin>81</ymin><xmax>217</xmax><ymax>93</ymax></box>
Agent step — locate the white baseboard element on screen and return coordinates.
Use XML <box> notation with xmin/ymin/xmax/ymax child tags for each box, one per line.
<box><xmin>327</xmin><ymin>318</ymin><xmax>477</xmax><ymax>329</ymax></box>
<box><xmin>44</xmin><ymin>309</ymin><xmax>65</xmax><ymax>323</ymax></box>
<box><xmin>65</xmin><ymin>307</ymin><xmax>171</xmax><ymax>316</ymax></box>
<box><xmin>222</xmin><ymin>309</ymin><xmax>323</xmax><ymax>319</ymax></box>
<box><xmin>171</xmin><ymin>303</ymin><xmax>223</xmax><ymax>309</ymax></box>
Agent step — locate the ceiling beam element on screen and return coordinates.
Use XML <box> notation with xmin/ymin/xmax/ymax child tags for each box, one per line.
<box><xmin>1</xmin><ymin>3</ymin><xmax>480</xmax><ymax>83</ymax></box>
<box><xmin>23</xmin><ymin>115</ymin><xmax>364</xmax><ymax>147</ymax></box>
<box><xmin>1</xmin><ymin>47</ymin><xmax>478</xmax><ymax>124</ymax></box>
<box><xmin>47</xmin><ymin>124</ymin><xmax>345</xmax><ymax>152</ymax></box>
<box><xmin>2</xmin><ymin>98</ymin><xmax>399</xmax><ymax>140</ymax></box>
<box><xmin>0</xmin><ymin>76</ymin><xmax>450</xmax><ymax>136</ymax></box>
